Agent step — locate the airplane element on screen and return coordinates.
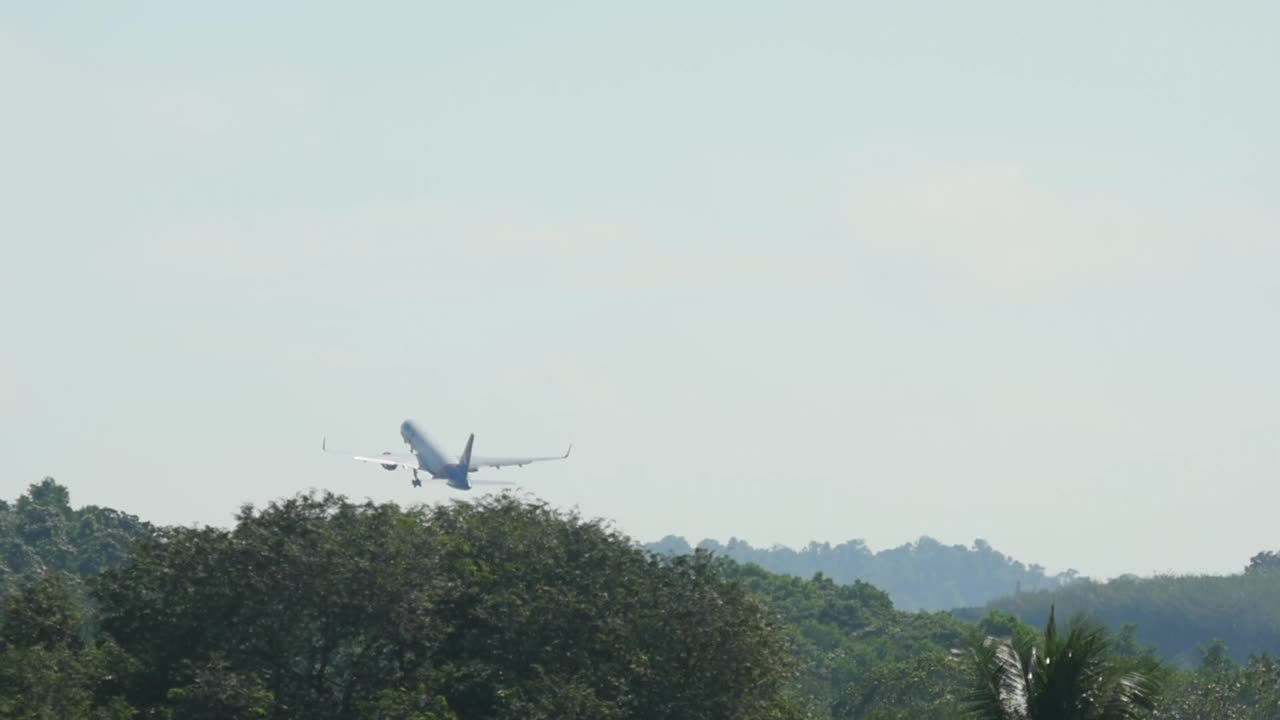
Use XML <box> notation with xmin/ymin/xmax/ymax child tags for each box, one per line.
<box><xmin>324</xmin><ymin>419</ymin><xmax>571</xmax><ymax>490</ymax></box>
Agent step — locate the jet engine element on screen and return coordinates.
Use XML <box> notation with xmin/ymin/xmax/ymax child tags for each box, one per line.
<box><xmin>380</xmin><ymin>451</ymin><xmax>397</xmax><ymax>471</ymax></box>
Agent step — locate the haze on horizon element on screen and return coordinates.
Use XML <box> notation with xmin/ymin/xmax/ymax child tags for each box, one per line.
<box><xmin>2</xmin><ymin>2</ymin><xmax>1277</xmax><ymax>581</ymax></box>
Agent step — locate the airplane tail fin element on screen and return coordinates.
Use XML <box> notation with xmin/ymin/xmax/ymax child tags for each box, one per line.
<box><xmin>458</xmin><ymin>433</ymin><xmax>475</xmax><ymax>473</ymax></box>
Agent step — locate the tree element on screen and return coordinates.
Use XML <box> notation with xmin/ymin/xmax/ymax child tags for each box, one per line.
<box><xmin>966</xmin><ymin>606</ymin><xmax>1160</xmax><ymax>719</ymax></box>
<box><xmin>0</xmin><ymin>479</ymin><xmax>150</xmax><ymax>597</ymax></box>
<box><xmin>833</xmin><ymin>651</ymin><xmax>968</xmax><ymax>719</ymax></box>
<box><xmin>972</xmin><ymin>571</ymin><xmax>1280</xmax><ymax>664</ymax></box>
<box><xmin>0</xmin><ymin>571</ymin><xmax>136</xmax><ymax>719</ymax></box>
<box><xmin>0</xmin><ymin>573</ymin><xmax>84</xmax><ymax>652</ymax></box>
<box><xmin>1246</xmin><ymin>551</ymin><xmax>1280</xmax><ymax>575</ymax></box>
<box><xmin>717</xmin><ymin>560</ymin><xmax>973</xmax><ymax>718</ymax></box>
<box><xmin>93</xmin><ymin>494</ymin><xmax>441</xmax><ymax>717</ymax></box>
<box><xmin>360</xmin><ymin>685</ymin><xmax>457</xmax><ymax>720</ymax></box>
<box><xmin>94</xmin><ymin>491</ymin><xmax>806</xmax><ymax>720</ymax></box>
<box><xmin>162</xmin><ymin>657</ymin><xmax>272</xmax><ymax>720</ymax></box>
<box><xmin>1153</xmin><ymin>645</ymin><xmax>1280</xmax><ymax>719</ymax></box>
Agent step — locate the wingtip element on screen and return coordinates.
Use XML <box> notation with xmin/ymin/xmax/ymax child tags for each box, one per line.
<box><xmin>322</xmin><ymin>437</ymin><xmax>327</xmax><ymax>451</ymax></box>
<box><xmin>564</xmin><ymin>443</ymin><xmax>573</xmax><ymax>458</ymax></box>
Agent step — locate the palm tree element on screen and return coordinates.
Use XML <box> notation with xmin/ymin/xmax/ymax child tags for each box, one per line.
<box><xmin>966</xmin><ymin>606</ymin><xmax>1160</xmax><ymax>720</ymax></box>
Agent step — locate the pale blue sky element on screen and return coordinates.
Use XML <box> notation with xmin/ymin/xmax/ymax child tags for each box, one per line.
<box><xmin>2</xmin><ymin>2</ymin><xmax>1277</xmax><ymax>579</ymax></box>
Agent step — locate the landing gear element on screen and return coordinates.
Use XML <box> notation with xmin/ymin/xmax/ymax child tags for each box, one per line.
<box><xmin>412</xmin><ymin>470</ymin><xmax>422</xmax><ymax>488</ymax></box>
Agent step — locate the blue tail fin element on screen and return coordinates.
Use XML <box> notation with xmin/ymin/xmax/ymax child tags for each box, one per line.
<box><xmin>458</xmin><ymin>434</ymin><xmax>475</xmax><ymax>473</ymax></box>
<box><xmin>445</xmin><ymin>434</ymin><xmax>476</xmax><ymax>490</ymax></box>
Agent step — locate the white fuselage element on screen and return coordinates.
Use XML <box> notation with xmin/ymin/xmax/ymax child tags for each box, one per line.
<box><xmin>400</xmin><ymin>420</ymin><xmax>470</xmax><ymax>489</ymax></box>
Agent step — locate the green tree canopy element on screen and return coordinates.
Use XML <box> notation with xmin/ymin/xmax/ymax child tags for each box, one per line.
<box><xmin>0</xmin><ymin>478</ymin><xmax>150</xmax><ymax>597</ymax></box>
<box><xmin>972</xmin><ymin>571</ymin><xmax>1280</xmax><ymax>665</ymax></box>
<box><xmin>93</xmin><ymin>491</ymin><xmax>805</xmax><ymax>720</ymax></box>
<box><xmin>0</xmin><ymin>570</ymin><xmax>135</xmax><ymax>719</ymax></box>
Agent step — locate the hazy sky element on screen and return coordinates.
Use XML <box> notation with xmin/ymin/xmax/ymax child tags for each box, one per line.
<box><xmin>3</xmin><ymin>2</ymin><xmax>1277</xmax><ymax>580</ymax></box>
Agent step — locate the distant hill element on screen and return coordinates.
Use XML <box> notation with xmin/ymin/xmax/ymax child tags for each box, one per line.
<box><xmin>956</xmin><ymin>568</ymin><xmax>1280</xmax><ymax>667</ymax></box>
<box><xmin>647</xmin><ymin>534</ymin><xmax>1074</xmax><ymax>611</ymax></box>
<box><xmin>0</xmin><ymin>477</ymin><xmax>152</xmax><ymax>596</ymax></box>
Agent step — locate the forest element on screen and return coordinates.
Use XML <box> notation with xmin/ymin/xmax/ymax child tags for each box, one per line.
<box><xmin>2</xmin><ymin>478</ymin><xmax>1279</xmax><ymax>719</ymax></box>
<box><xmin>960</xmin><ymin>568</ymin><xmax>1280</xmax><ymax>667</ymax></box>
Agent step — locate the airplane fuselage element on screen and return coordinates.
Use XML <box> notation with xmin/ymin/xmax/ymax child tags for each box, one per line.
<box><xmin>400</xmin><ymin>420</ymin><xmax>470</xmax><ymax>489</ymax></box>
<box><xmin>326</xmin><ymin>419</ymin><xmax>565</xmax><ymax>490</ymax></box>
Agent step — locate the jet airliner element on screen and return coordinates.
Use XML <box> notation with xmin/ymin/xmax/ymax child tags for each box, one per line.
<box><xmin>324</xmin><ymin>420</ymin><xmax>570</xmax><ymax>490</ymax></box>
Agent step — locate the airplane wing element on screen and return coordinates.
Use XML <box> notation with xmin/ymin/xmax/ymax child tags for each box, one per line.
<box><xmin>350</xmin><ymin>454</ymin><xmax>418</xmax><ymax>469</ymax></box>
<box><xmin>323</xmin><ymin>438</ymin><xmax>418</xmax><ymax>469</ymax></box>
<box><xmin>469</xmin><ymin>445</ymin><xmax>572</xmax><ymax>470</ymax></box>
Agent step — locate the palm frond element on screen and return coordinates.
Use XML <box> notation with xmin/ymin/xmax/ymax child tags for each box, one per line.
<box><xmin>1031</xmin><ymin>619</ymin><xmax>1111</xmax><ymax>719</ymax></box>
<box><xmin>965</xmin><ymin>636</ymin><xmax>1030</xmax><ymax>720</ymax></box>
<box><xmin>1095</xmin><ymin>671</ymin><xmax>1160</xmax><ymax>720</ymax></box>
<box><xmin>964</xmin><ymin>604</ymin><xmax>1163</xmax><ymax>719</ymax></box>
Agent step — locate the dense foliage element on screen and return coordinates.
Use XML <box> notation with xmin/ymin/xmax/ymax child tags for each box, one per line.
<box><xmin>968</xmin><ymin>572</ymin><xmax>1280</xmax><ymax>666</ymax></box>
<box><xmin>5</xmin><ymin>480</ymin><xmax>1280</xmax><ymax>718</ymax></box>
<box><xmin>0</xmin><ymin>572</ymin><xmax>136</xmax><ymax>718</ymax></box>
<box><xmin>5</xmin><ymin>485</ymin><xmax>806</xmax><ymax>719</ymax></box>
<box><xmin>721</xmin><ymin>562</ymin><xmax>973</xmax><ymax>718</ymax></box>
<box><xmin>650</xmin><ymin>534</ymin><xmax>1073</xmax><ymax>611</ymax></box>
<box><xmin>0</xmin><ymin>478</ymin><xmax>151</xmax><ymax>596</ymax></box>
<box><xmin>1153</xmin><ymin>642</ymin><xmax>1280</xmax><ymax>719</ymax></box>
